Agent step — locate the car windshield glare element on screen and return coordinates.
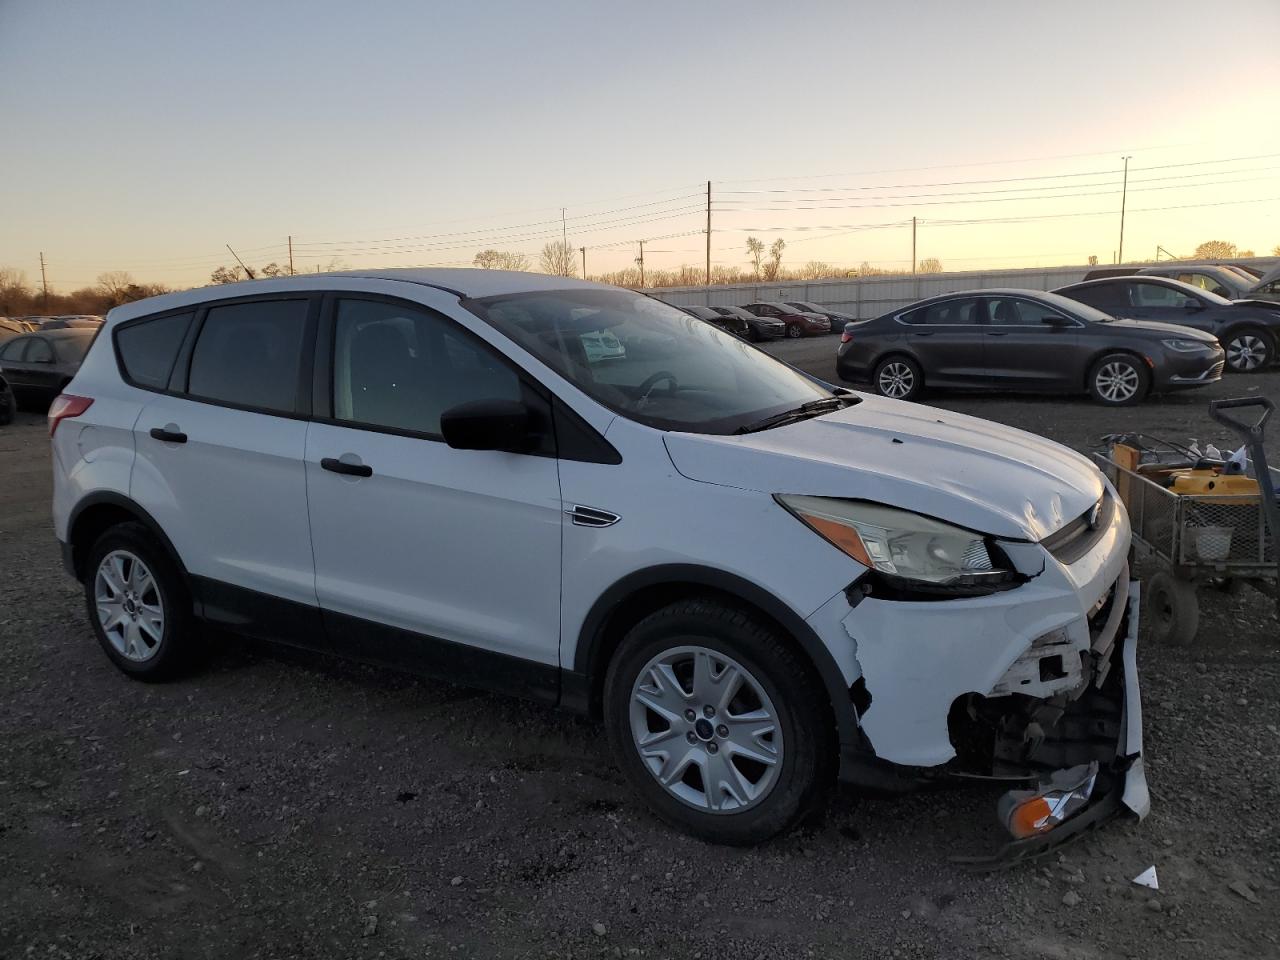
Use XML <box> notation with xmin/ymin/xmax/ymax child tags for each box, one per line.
<box><xmin>470</xmin><ymin>288</ymin><xmax>835</xmax><ymax>433</ymax></box>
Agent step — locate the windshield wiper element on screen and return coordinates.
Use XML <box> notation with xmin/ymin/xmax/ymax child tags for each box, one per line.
<box><xmin>734</xmin><ymin>397</ymin><xmax>849</xmax><ymax>435</ymax></box>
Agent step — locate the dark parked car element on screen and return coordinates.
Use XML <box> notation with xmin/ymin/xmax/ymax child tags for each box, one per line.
<box><xmin>0</xmin><ymin>328</ymin><xmax>97</xmax><ymax>409</ymax></box>
<box><xmin>0</xmin><ymin>372</ymin><xmax>14</xmax><ymax>425</ymax></box>
<box><xmin>678</xmin><ymin>304</ymin><xmax>749</xmax><ymax>337</ymax></box>
<box><xmin>1054</xmin><ymin>275</ymin><xmax>1280</xmax><ymax>372</ymax></box>
<box><xmin>784</xmin><ymin>300</ymin><xmax>858</xmax><ymax>334</ymax></box>
<box><xmin>836</xmin><ymin>288</ymin><xmax>1224</xmax><ymax>406</ymax></box>
<box><xmin>38</xmin><ymin>316</ymin><xmax>103</xmax><ymax>330</ymax></box>
<box><xmin>743</xmin><ymin>302</ymin><xmax>830</xmax><ymax>338</ymax></box>
<box><xmin>710</xmin><ymin>305</ymin><xmax>785</xmax><ymax>341</ymax></box>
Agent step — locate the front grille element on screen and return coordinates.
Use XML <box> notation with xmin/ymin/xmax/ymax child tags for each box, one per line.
<box><xmin>1042</xmin><ymin>491</ymin><xmax>1115</xmax><ymax>565</ymax></box>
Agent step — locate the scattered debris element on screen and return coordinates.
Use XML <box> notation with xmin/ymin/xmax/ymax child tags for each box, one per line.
<box><xmin>450</xmin><ymin>876</ymin><xmax>463</xmax><ymax>887</ymax></box>
<box><xmin>1228</xmin><ymin>880</ymin><xmax>1260</xmax><ymax>905</ymax></box>
<box><xmin>396</xmin><ymin>791</ymin><xmax>416</xmax><ymax>803</ymax></box>
<box><xmin>592</xmin><ymin>922</ymin><xmax>607</xmax><ymax>937</ymax></box>
<box><xmin>1062</xmin><ymin>891</ymin><xmax>1082</xmax><ymax>907</ymax></box>
<box><xmin>362</xmin><ymin>915</ymin><xmax>378</xmax><ymax>937</ymax></box>
<box><xmin>1132</xmin><ymin>866</ymin><xmax>1159</xmax><ymax>890</ymax></box>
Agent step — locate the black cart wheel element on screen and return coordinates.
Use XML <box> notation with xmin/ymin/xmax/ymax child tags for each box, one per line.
<box><xmin>1146</xmin><ymin>571</ymin><xmax>1199</xmax><ymax>646</ymax></box>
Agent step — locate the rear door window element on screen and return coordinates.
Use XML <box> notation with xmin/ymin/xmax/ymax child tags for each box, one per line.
<box><xmin>1130</xmin><ymin>282</ymin><xmax>1195</xmax><ymax>308</ymax></box>
<box><xmin>904</xmin><ymin>298</ymin><xmax>978</xmax><ymax>325</ymax></box>
<box><xmin>26</xmin><ymin>338</ymin><xmax>53</xmax><ymax>363</ymax></box>
<box><xmin>187</xmin><ymin>299</ymin><xmax>309</xmax><ymax>414</ymax></box>
<box><xmin>116</xmin><ymin>311</ymin><xmax>194</xmax><ymax>389</ymax></box>
<box><xmin>0</xmin><ymin>337</ymin><xmax>27</xmax><ymax>361</ymax></box>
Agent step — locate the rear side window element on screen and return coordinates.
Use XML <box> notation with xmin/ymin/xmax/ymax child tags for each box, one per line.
<box><xmin>902</xmin><ymin>299</ymin><xmax>977</xmax><ymax>325</ymax></box>
<box><xmin>53</xmin><ymin>335</ymin><xmax>94</xmax><ymax>363</ymax></box>
<box><xmin>1066</xmin><ymin>283</ymin><xmax>1127</xmax><ymax>310</ymax></box>
<box><xmin>188</xmin><ymin>300</ymin><xmax>308</xmax><ymax>414</ymax></box>
<box><xmin>0</xmin><ymin>337</ymin><xmax>26</xmax><ymax>360</ymax></box>
<box><xmin>116</xmin><ymin>312</ymin><xmax>193</xmax><ymax>388</ymax></box>
<box><xmin>26</xmin><ymin>339</ymin><xmax>53</xmax><ymax>362</ymax></box>
<box><xmin>1130</xmin><ymin>282</ymin><xmax>1194</xmax><ymax>308</ymax></box>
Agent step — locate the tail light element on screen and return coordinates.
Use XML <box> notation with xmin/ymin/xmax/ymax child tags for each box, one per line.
<box><xmin>840</xmin><ymin>330</ymin><xmax>853</xmax><ymax>344</ymax></box>
<box><xmin>48</xmin><ymin>394</ymin><xmax>94</xmax><ymax>436</ymax></box>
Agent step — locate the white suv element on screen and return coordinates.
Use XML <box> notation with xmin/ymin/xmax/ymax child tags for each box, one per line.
<box><xmin>51</xmin><ymin>270</ymin><xmax>1148</xmax><ymax>850</ymax></box>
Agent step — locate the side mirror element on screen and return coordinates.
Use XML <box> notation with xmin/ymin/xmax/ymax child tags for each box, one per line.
<box><xmin>440</xmin><ymin>398</ymin><xmax>537</xmax><ymax>453</ymax></box>
<box><xmin>1040</xmin><ymin>315</ymin><xmax>1073</xmax><ymax>327</ymax></box>
<box><xmin>1185</xmin><ymin>299</ymin><xmax>1204</xmax><ymax>311</ymax></box>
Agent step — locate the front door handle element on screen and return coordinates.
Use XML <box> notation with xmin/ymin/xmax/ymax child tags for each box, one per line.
<box><xmin>321</xmin><ymin>456</ymin><xmax>373</xmax><ymax>478</ymax></box>
<box><xmin>911</xmin><ymin>331</ymin><xmax>935</xmax><ymax>337</ymax></box>
<box><xmin>987</xmin><ymin>331</ymin><xmax>1009</xmax><ymax>337</ymax></box>
<box><xmin>149</xmin><ymin>426</ymin><xmax>187</xmax><ymax>444</ymax></box>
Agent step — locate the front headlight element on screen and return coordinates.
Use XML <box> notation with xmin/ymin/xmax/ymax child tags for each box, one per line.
<box><xmin>1161</xmin><ymin>338</ymin><xmax>1211</xmax><ymax>352</ymax></box>
<box><xmin>776</xmin><ymin>495</ymin><xmax>1020</xmax><ymax>597</ymax></box>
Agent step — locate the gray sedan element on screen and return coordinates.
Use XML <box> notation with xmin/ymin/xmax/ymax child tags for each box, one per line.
<box><xmin>0</xmin><ymin>328</ymin><xmax>97</xmax><ymax>409</ymax></box>
<box><xmin>836</xmin><ymin>288</ymin><xmax>1224</xmax><ymax>405</ymax></box>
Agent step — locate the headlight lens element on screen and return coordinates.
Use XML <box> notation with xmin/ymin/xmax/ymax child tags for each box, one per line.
<box><xmin>1162</xmin><ymin>338</ymin><xmax>1210</xmax><ymax>352</ymax></box>
<box><xmin>777</xmin><ymin>495</ymin><xmax>1018</xmax><ymax>595</ymax></box>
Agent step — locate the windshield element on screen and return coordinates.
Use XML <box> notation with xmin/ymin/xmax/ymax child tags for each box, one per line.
<box><xmin>720</xmin><ymin>306</ymin><xmax>756</xmax><ymax>320</ymax></box>
<box><xmin>470</xmin><ymin>288</ymin><xmax>836</xmax><ymax>433</ymax></box>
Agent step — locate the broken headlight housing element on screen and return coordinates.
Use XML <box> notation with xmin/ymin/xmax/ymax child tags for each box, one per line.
<box><xmin>776</xmin><ymin>495</ymin><xmax>1021</xmax><ymax>598</ymax></box>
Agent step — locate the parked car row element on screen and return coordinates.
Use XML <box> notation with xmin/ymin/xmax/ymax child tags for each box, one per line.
<box><xmin>678</xmin><ymin>301</ymin><xmax>840</xmax><ymax>340</ymax></box>
<box><xmin>1082</xmin><ymin>263</ymin><xmax>1280</xmax><ymax>306</ymax></box>
<box><xmin>0</xmin><ymin>327</ymin><xmax>98</xmax><ymax>411</ymax></box>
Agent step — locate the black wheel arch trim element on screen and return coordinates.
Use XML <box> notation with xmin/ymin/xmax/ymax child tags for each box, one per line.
<box><xmin>569</xmin><ymin>563</ymin><xmax>860</xmax><ymax>748</ymax></box>
<box><xmin>64</xmin><ymin>491</ymin><xmax>191</xmax><ymax>590</ymax></box>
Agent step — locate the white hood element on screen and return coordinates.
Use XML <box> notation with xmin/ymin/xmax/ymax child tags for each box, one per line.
<box><xmin>663</xmin><ymin>395</ymin><xmax>1103</xmax><ymax>541</ymax></box>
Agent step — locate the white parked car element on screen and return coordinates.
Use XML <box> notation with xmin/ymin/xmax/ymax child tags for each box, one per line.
<box><xmin>50</xmin><ymin>269</ymin><xmax>1148</xmax><ymax>850</ymax></box>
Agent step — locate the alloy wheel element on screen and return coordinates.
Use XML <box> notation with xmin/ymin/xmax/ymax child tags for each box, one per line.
<box><xmin>1095</xmin><ymin>361</ymin><xmax>1139</xmax><ymax>402</ymax></box>
<box><xmin>94</xmin><ymin>550</ymin><xmax>165</xmax><ymax>661</ymax></box>
<box><xmin>628</xmin><ymin>645</ymin><xmax>782</xmax><ymax>813</ymax></box>
<box><xmin>1226</xmin><ymin>335</ymin><xmax>1267</xmax><ymax>371</ymax></box>
<box><xmin>878</xmin><ymin>362</ymin><xmax>915</xmax><ymax>398</ymax></box>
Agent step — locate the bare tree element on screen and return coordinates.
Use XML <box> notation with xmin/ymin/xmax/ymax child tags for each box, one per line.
<box><xmin>1273</xmin><ymin>245</ymin><xmax>1280</xmax><ymax>256</ymax></box>
<box><xmin>0</xmin><ymin>267</ymin><xmax>31</xmax><ymax>314</ymax></box>
<box><xmin>745</xmin><ymin>237</ymin><xmax>764</xmax><ymax>278</ymax></box>
<box><xmin>1193</xmin><ymin>240</ymin><xmax>1238</xmax><ymax>260</ymax></box>
<box><xmin>1238</xmin><ymin>248</ymin><xmax>1256</xmax><ymax>258</ymax></box>
<box><xmin>260</xmin><ymin>262</ymin><xmax>290</xmax><ymax>278</ymax></box>
<box><xmin>799</xmin><ymin>261</ymin><xmax>832</xmax><ymax>280</ymax></box>
<box><xmin>1088</xmin><ymin>255</ymin><xmax>1099</xmax><ymax>266</ymax></box>
<box><xmin>540</xmin><ymin>241</ymin><xmax>578</xmax><ymax>278</ymax></box>
<box><xmin>97</xmin><ymin>271</ymin><xmax>135</xmax><ymax>302</ymax></box>
<box><xmin>762</xmin><ymin>239</ymin><xmax>786</xmax><ymax>281</ymax></box>
<box><xmin>474</xmin><ymin>249</ymin><xmax>530</xmax><ymax>271</ymax></box>
<box><xmin>210</xmin><ymin>265</ymin><xmax>246</xmax><ymax>285</ymax></box>
<box><xmin>917</xmin><ymin>258</ymin><xmax>943</xmax><ymax>274</ymax></box>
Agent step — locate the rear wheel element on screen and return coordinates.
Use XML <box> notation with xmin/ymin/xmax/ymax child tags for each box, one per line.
<box><xmin>872</xmin><ymin>355</ymin><xmax>923</xmax><ymax>401</ymax></box>
<box><xmin>1223</xmin><ymin>328</ymin><xmax>1273</xmax><ymax>372</ymax></box>
<box><xmin>1146</xmin><ymin>571</ymin><xmax>1199</xmax><ymax>646</ymax></box>
<box><xmin>1088</xmin><ymin>354</ymin><xmax>1148</xmax><ymax>405</ymax></box>
<box><xmin>604</xmin><ymin>599</ymin><xmax>832</xmax><ymax>845</ymax></box>
<box><xmin>84</xmin><ymin>522</ymin><xmax>198</xmax><ymax>680</ymax></box>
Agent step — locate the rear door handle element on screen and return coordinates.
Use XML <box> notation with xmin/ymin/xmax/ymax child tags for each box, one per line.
<box><xmin>149</xmin><ymin>427</ymin><xmax>187</xmax><ymax>444</ymax></box>
<box><xmin>912</xmin><ymin>331</ymin><xmax>935</xmax><ymax>337</ymax></box>
<box><xmin>321</xmin><ymin>457</ymin><xmax>373</xmax><ymax>478</ymax></box>
<box><xmin>987</xmin><ymin>331</ymin><xmax>1009</xmax><ymax>337</ymax></box>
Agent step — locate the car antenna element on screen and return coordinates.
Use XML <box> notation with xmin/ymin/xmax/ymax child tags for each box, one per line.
<box><xmin>226</xmin><ymin>244</ymin><xmax>257</xmax><ymax>280</ymax></box>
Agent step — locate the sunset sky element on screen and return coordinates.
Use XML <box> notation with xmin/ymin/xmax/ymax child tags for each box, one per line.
<box><xmin>2</xmin><ymin>0</ymin><xmax>1278</xmax><ymax>292</ymax></box>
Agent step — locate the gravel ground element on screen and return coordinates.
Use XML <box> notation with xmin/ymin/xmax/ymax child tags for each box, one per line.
<box><xmin>2</xmin><ymin>356</ymin><xmax>1278</xmax><ymax>959</ymax></box>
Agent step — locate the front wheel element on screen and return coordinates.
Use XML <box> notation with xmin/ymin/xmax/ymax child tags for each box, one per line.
<box><xmin>604</xmin><ymin>599</ymin><xmax>832</xmax><ymax>845</ymax></box>
<box><xmin>785</xmin><ymin>323</ymin><xmax>802</xmax><ymax>339</ymax></box>
<box><xmin>872</xmin><ymin>355</ymin><xmax>923</xmax><ymax>401</ymax></box>
<box><xmin>1223</xmin><ymin>328</ymin><xmax>1273</xmax><ymax>372</ymax></box>
<box><xmin>1088</xmin><ymin>354</ymin><xmax>1149</xmax><ymax>405</ymax></box>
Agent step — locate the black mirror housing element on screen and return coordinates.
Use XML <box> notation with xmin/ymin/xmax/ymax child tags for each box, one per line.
<box><xmin>440</xmin><ymin>398</ymin><xmax>536</xmax><ymax>453</ymax></box>
<box><xmin>1040</xmin><ymin>315</ymin><xmax>1073</xmax><ymax>326</ymax></box>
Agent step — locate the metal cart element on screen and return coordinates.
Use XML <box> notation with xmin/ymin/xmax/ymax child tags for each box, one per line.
<box><xmin>1094</xmin><ymin>397</ymin><xmax>1280</xmax><ymax>645</ymax></box>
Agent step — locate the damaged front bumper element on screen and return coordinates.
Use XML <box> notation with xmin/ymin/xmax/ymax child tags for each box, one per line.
<box><xmin>953</xmin><ymin>581</ymin><xmax>1148</xmax><ymax>867</ymax></box>
<box><xmin>805</xmin><ymin>490</ymin><xmax>1149</xmax><ymax>860</ymax></box>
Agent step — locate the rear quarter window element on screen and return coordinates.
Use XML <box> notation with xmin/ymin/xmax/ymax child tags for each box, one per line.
<box><xmin>115</xmin><ymin>312</ymin><xmax>194</xmax><ymax>388</ymax></box>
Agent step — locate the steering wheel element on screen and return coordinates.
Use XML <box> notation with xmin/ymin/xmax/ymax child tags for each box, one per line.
<box><xmin>636</xmin><ymin>370</ymin><xmax>679</xmax><ymax>406</ymax></box>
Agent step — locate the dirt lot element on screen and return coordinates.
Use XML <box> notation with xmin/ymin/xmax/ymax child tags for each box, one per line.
<box><xmin>2</xmin><ymin>358</ymin><xmax>1278</xmax><ymax>960</ymax></box>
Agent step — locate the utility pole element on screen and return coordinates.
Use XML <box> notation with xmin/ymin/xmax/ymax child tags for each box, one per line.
<box><xmin>561</xmin><ymin>208</ymin><xmax>568</xmax><ymax>249</ymax></box>
<box><xmin>39</xmin><ymin>251</ymin><xmax>49</xmax><ymax>307</ymax></box>
<box><xmin>288</xmin><ymin>236</ymin><xmax>295</xmax><ymax>275</ymax></box>
<box><xmin>636</xmin><ymin>240</ymin><xmax>645</xmax><ymax>288</ymax></box>
<box><xmin>705</xmin><ymin>180</ymin><xmax>712</xmax><ymax>286</ymax></box>
<box><xmin>579</xmin><ymin>246</ymin><xmax>586</xmax><ymax>279</ymax></box>
<box><xmin>1157</xmin><ymin>245</ymin><xmax>1177</xmax><ymax>261</ymax></box>
<box><xmin>911</xmin><ymin>217</ymin><xmax>917</xmax><ymax>274</ymax></box>
<box><xmin>1118</xmin><ymin>155</ymin><xmax>1132</xmax><ymax>264</ymax></box>
<box><xmin>226</xmin><ymin>244</ymin><xmax>256</xmax><ymax>279</ymax></box>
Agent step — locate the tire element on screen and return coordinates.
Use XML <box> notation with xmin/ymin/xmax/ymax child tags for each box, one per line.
<box><xmin>1088</xmin><ymin>353</ymin><xmax>1149</xmax><ymax>406</ymax></box>
<box><xmin>83</xmin><ymin>522</ymin><xmax>199</xmax><ymax>680</ymax></box>
<box><xmin>1222</xmin><ymin>328</ymin><xmax>1273</xmax><ymax>373</ymax></box>
<box><xmin>785</xmin><ymin>322</ymin><xmax>802</xmax><ymax>339</ymax></box>
<box><xmin>1146</xmin><ymin>571</ymin><xmax>1199</xmax><ymax>646</ymax></box>
<box><xmin>603</xmin><ymin>599</ymin><xmax>833</xmax><ymax>846</ymax></box>
<box><xmin>872</xmin><ymin>355</ymin><xmax>923</xmax><ymax>401</ymax></box>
